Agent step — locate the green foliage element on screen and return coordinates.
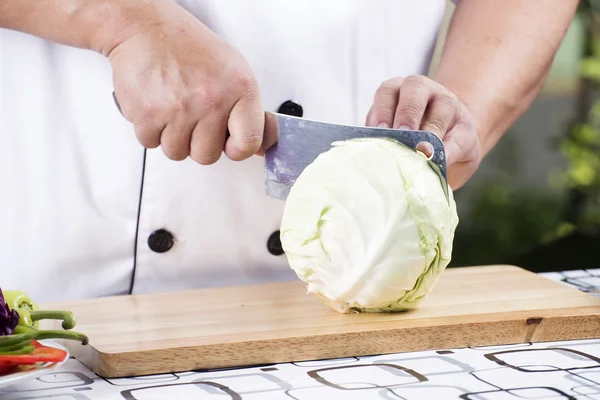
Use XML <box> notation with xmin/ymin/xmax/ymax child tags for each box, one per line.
<box><xmin>450</xmin><ymin>3</ymin><xmax>600</xmax><ymax>270</ymax></box>
<box><xmin>450</xmin><ymin>183</ymin><xmax>565</xmax><ymax>267</ymax></box>
<box><xmin>559</xmin><ymin>124</ymin><xmax>600</xmax><ymax>188</ymax></box>
<box><xmin>555</xmin><ymin>3</ymin><xmax>600</xmax><ymax>233</ymax></box>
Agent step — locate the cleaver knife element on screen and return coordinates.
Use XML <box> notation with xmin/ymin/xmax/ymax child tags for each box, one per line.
<box><xmin>110</xmin><ymin>92</ymin><xmax>447</xmax><ymax>202</ymax></box>
<box><xmin>263</xmin><ymin>112</ymin><xmax>449</xmax><ymax>201</ymax></box>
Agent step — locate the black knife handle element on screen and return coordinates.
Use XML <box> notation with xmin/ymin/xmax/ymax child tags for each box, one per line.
<box><xmin>112</xmin><ymin>91</ymin><xmax>122</xmax><ymax>115</ymax></box>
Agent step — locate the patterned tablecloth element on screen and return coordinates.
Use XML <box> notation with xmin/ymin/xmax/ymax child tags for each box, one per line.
<box><xmin>3</xmin><ymin>269</ymin><xmax>600</xmax><ymax>400</ymax></box>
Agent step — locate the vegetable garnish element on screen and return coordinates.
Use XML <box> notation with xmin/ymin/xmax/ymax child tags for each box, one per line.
<box><xmin>0</xmin><ymin>340</ymin><xmax>68</xmax><ymax>376</ymax></box>
<box><xmin>0</xmin><ymin>288</ymin><xmax>19</xmax><ymax>336</ymax></box>
<box><xmin>0</xmin><ymin>287</ymin><xmax>88</xmax><ymax>375</ymax></box>
<box><xmin>3</xmin><ymin>290</ymin><xmax>76</xmax><ymax>330</ymax></box>
<box><xmin>0</xmin><ymin>289</ymin><xmax>88</xmax><ymax>345</ymax></box>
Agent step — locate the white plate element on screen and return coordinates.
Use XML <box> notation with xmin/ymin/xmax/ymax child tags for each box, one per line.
<box><xmin>0</xmin><ymin>340</ymin><xmax>69</xmax><ymax>388</ymax></box>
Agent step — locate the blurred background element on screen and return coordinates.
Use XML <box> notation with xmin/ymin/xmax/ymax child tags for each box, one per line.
<box><xmin>435</xmin><ymin>1</ymin><xmax>600</xmax><ymax>272</ymax></box>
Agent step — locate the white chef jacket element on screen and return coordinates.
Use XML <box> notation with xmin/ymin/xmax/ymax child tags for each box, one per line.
<box><xmin>0</xmin><ymin>0</ymin><xmax>448</xmax><ymax>303</ymax></box>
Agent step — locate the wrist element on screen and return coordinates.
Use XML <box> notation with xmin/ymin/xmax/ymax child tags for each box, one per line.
<box><xmin>87</xmin><ymin>0</ymin><xmax>174</xmax><ymax>56</ymax></box>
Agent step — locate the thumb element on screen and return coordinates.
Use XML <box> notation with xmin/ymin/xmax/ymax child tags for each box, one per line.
<box><xmin>224</xmin><ymin>91</ymin><xmax>264</xmax><ymax>161</ymax></box>
<box><xmin>443</xmin><ymin>135</ymin><xmax>462</xmax><ymax>167</ymax></box>
<box><xmin>443</xmin><ymin>123</ymin><xmax>479</xmax><ymax>168</ymax></box>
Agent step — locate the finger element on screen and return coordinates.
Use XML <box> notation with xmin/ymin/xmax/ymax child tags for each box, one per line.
<box><xmin>159</xmin><ymin>114</ymin><xmax>195</xmax><ymax>161</ymax></box>
<box><xmin>225</xmin><ymin>88</ymin><xmax>264</xmax><ymax>161</ymax></box>
<box><xmin>420</xmin><ymin>93</ymin><xmax>459</xmax><ymax>139</ymax></box>
<box><xmin>443</xmin><ymin>127</ymin><xmax>467</xmax><ymax>190</ymax></box>
<box><xmin>133</xmin><ymin>123</ymin><xmax>163</xmax><ymax>149</ymax></box>
<box><xmin>366</xmin><ymin>77</ymin><xmax>403</xmax><ymax>128</ymax></box>
<box><xmin>127</xmin><ymin>93</ymin><xmax>174</xmax><ymax>150</ymax></box>
<box><xmin>443</xmin><ymin>134</ymin><xmax>462</xmax><ymax>168</ymax></box>
<box><xmin>442</xmin><ymin>121</ymin><xmax>478</xmax><ymax>167</ymax></box>
<box><xmin>255</xmin><ymin>111</ymin><xmax>279</xmax><ymax>157</ymax></box>
<box><xmin>115</xmin><ymin>90</ymin><xmax>164</xmax><ymax>149</ymax></box>
<box><xmin>189</xmin><ymin>113</ymin><xmax>228</xmax><ymax>165</ymax></box>
<box><xmin>446</xmin><ymin>142</ymin><xmax>481</xmax><ymax>191</ymax></box>
<box><xmin>393</xmin><ymin>76</ymin><xmax>430</xmax><ymax>130</ymax></box>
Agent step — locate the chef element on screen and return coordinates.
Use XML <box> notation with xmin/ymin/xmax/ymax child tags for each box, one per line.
<box><xmin>0</xmin><ymin>0</ymin><xmax>577</xmax><ymax>303</ymax></box>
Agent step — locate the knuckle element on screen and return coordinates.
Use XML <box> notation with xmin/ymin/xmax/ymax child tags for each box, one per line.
<box><xmin>439</xmin><ymin>93</ymin><xmax>459</xmax><ymax>113</ymax></box>
<box><xmin>194</xmin><ymin>84</ymin><xmax>225</xmax><ymax>112</ymax></box>
<box><xmin>446</xmin><ymin>90</ymin><xmax>460</xmax><ymax>105</ymax></box>
<box><xmin>398</xmin><ymin>103</ymin><xmax>422</xmax><ymax>121</ymax></box>
<box><xmin>404</xmin><ymin>74</ymin><xmax>428</xmax><ymax>88</ymax></box>
<box><xmin>167</xmin><ymin>94</ymin><xmax>187</xmax><ymax>114</ymax></box>
<box><xmin>170</xmin><ymin>92</ymin><xmax>202</xmax><ymax>120</ymax></box>
<box><xmin>424</xmin><ymin>117</ymin><xmax>448</xmax><ymax>134</ymax></box>
<box><xmin>376</xmin><ymin>79</ymin><xmax>400</xmax><ymax>97</ymax></box>
<box><xmin>139</xmin><ymin>102</ymin><xmax>163</xmax><ymax>122</ymax></box>
<box><xmin>139</xmin><ymin>97</ymin><xmax>185</xmax><ymax>125</ymax></box>
<box><xmin>372</xmin><ymin>79</ymin><xmax>403</xmax><ymax>124</ymax></box>
<box><xmin>226</xmin><ymin>131</ymin><xmax>263</xmax><ymax>161</ymax></box>
<box><xmin>237</xmin><ymin>131</ymin><xmax>263</xmax><ymax>149</ymax></box>
<box><xmin>234</xmin><ymin>71</ymin><xmax>259</xmax><ymax>96</ymax></box>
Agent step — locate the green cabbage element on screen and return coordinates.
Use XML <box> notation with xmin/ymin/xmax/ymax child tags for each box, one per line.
<box><xmin>280</xmin><ymin>138</ymin><xmax>459</xmax><ymax>313</ymax></box>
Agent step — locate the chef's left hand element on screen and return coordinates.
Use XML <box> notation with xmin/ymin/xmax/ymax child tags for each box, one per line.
<box><xmin>366</xmin><ymin>75</ymin><xmax>481</xmax><ymax>190</ymax></box>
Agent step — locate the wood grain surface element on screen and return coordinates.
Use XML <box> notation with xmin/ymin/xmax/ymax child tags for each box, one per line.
<box><xmin>44</xmin><ymin>265</ymin><xmax>600</xmax><ymax>378</ymax></box>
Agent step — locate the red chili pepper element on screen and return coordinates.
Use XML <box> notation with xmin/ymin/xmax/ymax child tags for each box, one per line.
<box><xmin>0</xmin><ymin>363</ymin><xmax>18</xmax><ymax>375</ymax></box>
<box><xmin>0</xmin><ymin>340</ymin><xmax>67</xmax><ymax>367</ymax></box>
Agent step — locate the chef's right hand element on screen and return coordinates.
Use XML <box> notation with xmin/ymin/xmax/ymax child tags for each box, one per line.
<box><xmin>107</xmin><ymin>2</ymin><xmax>269</xmax><ymax>164</ymax></box>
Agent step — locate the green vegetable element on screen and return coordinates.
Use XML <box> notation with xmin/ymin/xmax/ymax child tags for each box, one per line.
<box><xmin>2</xmin><ymin>290</ymin><xmax>88</xmax><ymax>346</ymax></box>
<box><xmin>0</xmin><ymin>333</ymin><xmax>34</xmax><ymax>348</ymax></box>
<box><xmin>3</xmin><ymin>291</ymin><xmax>38</xmax><ymax>328</ymax></box>
<box><xmin>13</xmin><ymin>325</ymin><xmax>88</xmax><ymax>345</ymax></box>
<box><xmin>0</xmin><ymin>333</ymin><xmax>34</xmax><ymax>353</ymax></box>
<box><xmin>0</xmin><ymin>344</ymin><xmax>35</xmax><ymax>356</ymax></box>
<box><xmin>3</xmin><ymin>291</ymin><xmax>76</xmax><ymax>330</ymax></box>
<box><xmin>280</xmin><ymin>138</ymin><xmax>459</xmax><ymax>313</ymax></box>
<box><xmin>14</xmin><ymin>308</ymin><xmax>76</xmax><ymax>330</ymax></box>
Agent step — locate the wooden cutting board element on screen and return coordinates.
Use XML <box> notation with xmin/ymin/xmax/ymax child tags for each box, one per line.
<box><xmin>44</xmin><ymin>265</ymin><xmax>600</xmax><ymax>378</ymax></box>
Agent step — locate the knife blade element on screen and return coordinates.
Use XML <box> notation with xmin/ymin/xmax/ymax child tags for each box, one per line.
<box><xmin>263</xmin><ymin>112</ymin><xmax>448</xmax><ymax>201</ymax></box>
<box><xmin>110</xmin><ymin>92</ymin><xmax>447</xmax><ymax>202</ymax></box>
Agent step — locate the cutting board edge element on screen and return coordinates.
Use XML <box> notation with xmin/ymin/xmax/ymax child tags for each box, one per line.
<box><xmin>69</xmin><ymin>311</ymin><xmax>600</xmax><ymax>378</ymax></box>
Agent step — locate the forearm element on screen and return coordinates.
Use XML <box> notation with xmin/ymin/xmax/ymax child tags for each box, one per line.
<box><xmin>434</xmin><ymin>0</ymin><xmax>578</xmax><ymax>158</ymax></box>
<box><xmin>0</xmin><ymin>0</ymin><xmax>175</xmax><ymax>56</ymax></box>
